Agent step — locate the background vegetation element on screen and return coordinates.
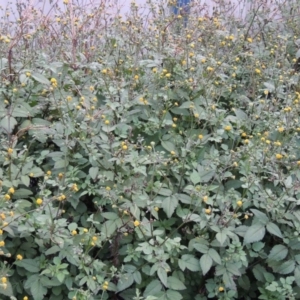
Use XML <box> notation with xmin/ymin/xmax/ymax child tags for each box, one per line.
<box><xmin>1</xmin><ymin>0</ymin><xmax>300</xmax><ymax>299</ymax></box>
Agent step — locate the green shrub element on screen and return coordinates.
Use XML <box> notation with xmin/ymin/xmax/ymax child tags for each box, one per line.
<box><xmin>1</xmin><ymin>0</ymin><xmax>300</xmax><ymax>299</ymax></box>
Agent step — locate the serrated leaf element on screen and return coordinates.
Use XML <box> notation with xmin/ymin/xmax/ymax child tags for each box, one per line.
<box><xmin>0</xmin><ymin>115</ymin><xmax>17</xmax><ymax>133</ymax></box>
<box><xmin>216</xmin><ymin>230</ymin><xmax>228</xmax><ymax>245</ymax></box>
<box><xmin>31</xmin><ymin>278</ymin><xmax>47</xmax><ymax>300</ymax></box>
<box><xmin>32</xmin><ymin>72</ymin><xmax>50</xmax><ymax>85</ymax></box>
<box><xmin>143</xmin><ymin>279</ymin><xmax>162</xmax><ymax>297</ymax></box>
<box><xmin>179</xmin><ymin>254</ymin><xmax>200</xmax><ymax>272</ymax></box>
<box><xmin>117</xmin><ymin>273</ymin><xmax>134</xmax><ymax>292</ymax></box>
<box><xmin>157</xmin><ymin>267</ymin><xmax>168</xmax><ymax>287</ymax></box>
<box><xmin>101</xmin><ymin>212</ymin><xmax>118</xmax><ymax>220</ymax></box>
<box><xmin>244</xmin><ymin>223</ymin><xmax>266</xmax><ymax>244</ymax></box>
<box><xmin>294</xmin><ymin>265</ymin><xmax>300</xmax><ymax>287</ymax></box>
<box><xmin>269</xmin><ymin>245</ymin><xmax>288</xmax><ymax>261</ymax></box>
<box><xmin>208</xmin><ymin>248</ymin><xmax>222</xmax><ymax>264</ymax></box>
<box><xmin>167</xmin><ymin>276</ymin><xmax>186</xmax><ymax>290</ymax></box>
<box><xmin>133</xmin><ymin>271</ymin><xmax>142</xmax><ymax>284</ymax></box>
<box><xmin>235</xmin><ymin>108</ymin><xmax>248</xmax><ymax>120</ymax></box>
<box><xmin>0</xmin><ymin>281</ymin><xmax>13</xmax><ymax>296</ymax></box>
<box><xmin>193</xmin><ymin>243</ymin><xmax>209</xmax><ymax>254</ymax></box>
<box><xmin>13</xmin><ymin>188</ymin><xmax>33</xmax><ymax>199</ymax></box>
<box><xmin>190</xmin><ymin>170</ymin><xmax>201</xmax><ymax>185</ymax></box>
<box><xmin>162</xmin><ymin>195</ymin><xmax>178</xmax><ymax>218</ymax></box>
<box><xmin>89</xmin><ymin>167</ymin><xmax>99</xmax><ymax>180</ymax></box>
<box><xmin>238</xmin><ymin>275</ymin><xmax>250</xmax><ymax>290</ymax></box>
<box><xmin>273</xmin><ymin>260</ymin><xmax>295</xmax><ymax>275</ymax></box>
<box><xmin>266</xmin><ymin>222</ymin><xmax>282</xmax><ymax>238</ymax></box>
<box><xmin>15</xmin><ymin>258</ymin><xmax>40</xmax><ymax>272</ymax></box>
<box><xmin>200</xmin><ymin>254</ymin><xmax>213</xmax><ymax>275</ymax></box>
<box><xmin>250</xmin><ymin>209</ymin><xmax>269</xmax><ymax>224</ymax></box>
<box><xmin>166</xmin><ymin>289</ymin><xmax>183</xmax><ymax>300</ymax></box>
<box><xmin>161</xmin><ymin>140</ymin><xmax>175</xmax><ymax>152</ymax></box>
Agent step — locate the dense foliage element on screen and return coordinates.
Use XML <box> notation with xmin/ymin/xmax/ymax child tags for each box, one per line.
<box><xmin>1</xmin><ymin>0</ymin><xmax>300</xmax><ymax>299</ymax></box>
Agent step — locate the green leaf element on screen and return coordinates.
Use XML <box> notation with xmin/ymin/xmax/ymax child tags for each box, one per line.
<box><xmin>0</xmin><ymin>115</ymin><xmax>17</xmax><ymax>133</ymax></box>
<box><xmin>45</xmin><ymin>245</ymin><xmax>61</xmax><ymax>256</ymax></box>
<box><xmin>200</xmin><ymin>254</ymin><xmax>213</xmax><ymax>275</ymax></box>
<box><xmin>161</xmin><ymin>141</ymin><xmax>175</xmax><ymax>152</ymax></box>
<box><xmin>266</xmin><ymin>222</ymin><xmax>283</xmax><ymax>238</ymax></box>
<box><xmin>133</xmin><ymin>271</ymin><xmax>142</xmax><ymax>284</ymax></box>
<box><xmin>162</xmin><ymin>195</ymin><xmax>178</xmax><ymax>218</ymax></box>
<box><xmin>32</xmin><ymin>72</ymin><xmax>50</xmax><ymax>85</ymax></box>
<box><xmin>101</xmin><ymin>212</ymin><xmax>119</xmax><ymax>220</ymax></box>
<box><xmin>244</xmin><ymin>224</ymin><xmax>266</xmax><ymax>244</ymax></box>
<box><xmin>238</xmin><ymin>275</ymin><xmax>250</xmax><ymax>290</ymax></box>
<box><xmin>157</xmin><ymin>267</ymin><xmax>168</xmax><ymax>287</ymax></box>
<box><xmin>165</xmin><ymin>289</ymin><xmax>183</xmax><ymax>300</ymax></box>
<box><xmin>294</xmin><ymin>265</ymin><xmax>300</xmax><ymax>287</ymax></box>
<box><xmin>89</xmin><ymin>167</ymin><xmax>99</xmax><ymax>180</ymax></box>
<box><xmin>190</xmin><ymin>170</ymin><xmax>201</xmax><ymax>185</ymax></box>
<box><xmin>117</xmin><ymin>273</ymin><xmax>134</xmax><ymax>292</ymax></box>
<box><xmin>235</xmin><ymin>108</ymin><xmax>248</xmax><ymax>120</ymax></box>
<box><xmin>216</xmin><ymin>230</ymin><xmax>228</xmax><ymax>246</ymax></box>
<box><xmin>13</xmin><ymin>188</ymin><xmax>33</xmax><ymax>199</ymax></box>
<box><xmin>0</xmin><ymin>281</ymin><xmax>13</xmax><ymax>297</ymax></box>
<box><xmin>143</xmin><ymin>279</ymin><xmax>162</xmax><ymax>297</ymax></box>
<box><xmin>31</xmin><ymin>278</ymin><xmax>47</xmax><ymax>300</ymax></box>
<box><xmin>250</xmin><ymin>209</ymin><xmax>269</xmax><ymax>224</ymax></box>
<box><xmin>167</xmin><ymin>276</ymin><xmax>186</xmax><ymax>290</ymax></box>
<box><xmin>268</xmin><ymin>245</ymin><xmax>288</xmax><ymax>261</ymax></box>
<box><xmin>208</xmin><ymin>248</ymin><xmax>222</xmax><ymax>265</ymax></box>
<box><xmin>15</xmin><ymin>258</ymin><xmax>40</xmax><ymax>272</ymax></box>
<box><xmin>179</xmin><ymin>254</ymin><xmax>200</xmax><ymax>272</ymax></box>
<box><xmin>193</xmin><ymin>243</ymin><xmax>209</xmax><ymax>254</ymax></box>
<box><xmin>273</xmin><ymin>260</ymin><xmax>295</xmax><ymax>275</ymax></box>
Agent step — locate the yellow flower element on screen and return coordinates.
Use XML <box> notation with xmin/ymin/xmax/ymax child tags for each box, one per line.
<box><xmin>29</xmin><ymin>173</ymin><xmax>34</xmax><ymax>177</ymax></box>
<box><xmin>104</xmin><ymin>120</ymin><xmax>110</xmax><ymax>125</ymax></box>
<box><xmin>206</xmin><ymin>67</ymin><xmax>214</xmax><ymax>72</ymax></box>
<box><xmin>7</xmin><ymin>148</ymin><xmax>13</xmax><ymax>155</ymax></box>
<box><xmin>205</xmin><ymin>208</ymin><xmax>211</xmax><ymax>215</ymax></box>
<box><xmin>297</xmin><ymin>161</ymin><xmax>300</xmax><ymax>166</ymax></box>
<box><xmin>0</xmin><ymin>241</ymin><xmax>5</xmax><ymax>247</ymax></box>
<box><xmin>16</xmin><ymin>254</ymin><xmax>23</xmax><ymax>260</ymax></box>
<box><xmin>71</xmin><ymin>184</ymin><xmax>79</xmax><ymax>192</ymax></box>
<box><xmin>133</xmin><ymin>220</ymin><xmax>140</xmax><ymax>227</ymax></box>
<box><xmin>237</xmin><ymin>200</ymin><xmax>243</xmax><ymax>207</ymax></box>
<box><xmin>57</xmin><ymin>194</ymin><xmax>66</xmax><ymax>201</ymax></box>
<box><xmin>233</xmin><ymin>162</ymin><xmax>238</xmax><ymax>167</ymax></box>
<box><xmin>8</xmin><ymin>187</ymin><xmax>15</xmax><ymax>194</ymax></box>
<box><xmin>134</xmin><ymin>75</ymin><xmax>139</xmax><ymax>80</ymax></box>
<box><xmin>23</xmin><ymin>297</ymin><xmax>29</xmax><ymax>300</ymax></box>
<box><xmin>4</xmin><ymin>194</ymin><xmax>10</xmax><ymax>201</ymax></box>
<box><xmin>244</xmin><ymin>214</ymin><xmax>249</xmax><ymax>219</ymax></box>
<box><xmin>247</xmin><ymin>37</ymin><xmax>253</xmax><ymax>43</ymax></box>
<box><xmin>198</xmin><ymin>134</ymin><xmax>203</xmax><ymax>140</ymax></box>
<box><xmin>102</xmin><ymin>281</ymin><xmax>109</xmax><ymax>290</ymax></box>
<box><xmin>165</xmin><ymin>73</ymin><xmax>171</xmax><ymax>78</ymax></box>
<box><xmin>1</xmin><ymin>277</ymin><xmax>7</xmax><ymax>283</ymax></box>
<box><xmin>36</xmin><ymin>198</ymin><xmax>43</xmax><ymax>205</ymax></box>
<box><xmin>170</xmin><ymin>151</ymin><xmax>176</xmax><ymax>156</ymax></box>
<box><xmin>71</xmin><ymin>230</ymin><xmax>77</xmax><ymax>236</ymax></box>
<box><xmin>255</xmin><ymin>69</ymin><xmax>261</xmax><ymax>74</ymax></box>
<box><xmin>66</xmin><ymin>96</ymin><xmax>72</xmax><ymax>102</ymax></box>
<box><xmin>83</xmin><ymin>228</ymin><xmax>88</xmax><ymax>233</ymax></box>
<box><xmin>26</xmin><ymin>72</ymin><xmax>31</xmax><ymax>77</ymax></box>
<box><xmin>202</xmin><ymin>196</ymin><xmax>208</xmax><ymax>202</ymax></box>
<box><xmin>224</xmin><ymin>125</ymin><xmax>231</xmax><ymax>131</ymax></box>
<box><xmin>154</xmin><ymin>207</ymin><xmax>159</xmax><ymax>212</ymax></box>
<box><xmin>219</xmin><ymin>286</ymin><xmax>224</xmax><ymax>292</ymax></box>
<box><xmin>58</xmin><ymin>173</ymin><xmax>64</xmax><ymax>179</ymax></box>
<box><xmin>275</xmin><ymin>153</ymin><xmax>283</xmax><ymax>160</ymax></box>
<box><xmin>122</xmin><ymin>145</ymin><xmax>128</xmax><ymax>150</ymax></box>
<box><xmin>0</xmin><ymin>229</ymin><xmax>3</xmax><ymax>235</ymax></box>
<box><xmin>92</xmin><ymin>236</ymin><xmax>98</xmax><ymax>241</ymax></box>
<box><xmin>277</xmin><ymin>127</ymin><xmax>284</xmax><ymax>132</ymax></box>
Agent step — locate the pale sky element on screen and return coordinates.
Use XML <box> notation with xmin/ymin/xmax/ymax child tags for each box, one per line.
<box><xmin>0</xmin><ymin>0</ymin><xmax>287</xmax><ymax>22</ymax></box>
